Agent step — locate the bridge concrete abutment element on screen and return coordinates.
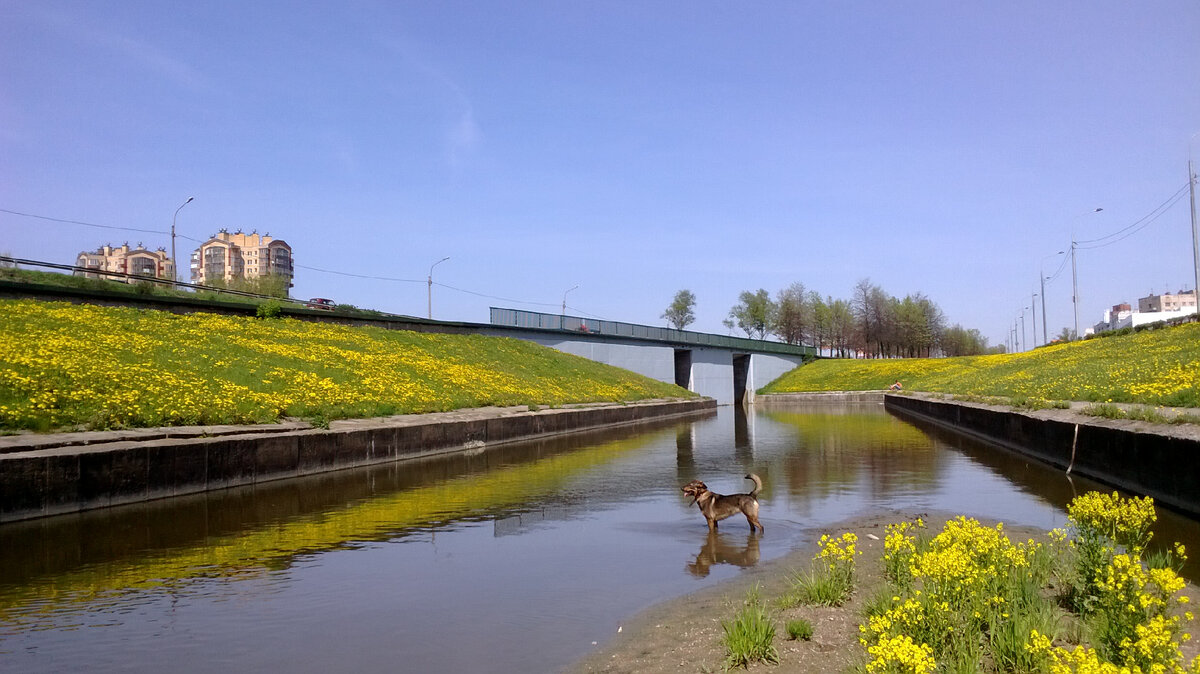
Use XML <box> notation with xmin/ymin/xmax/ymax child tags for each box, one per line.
<box><xmin>487</xmin><ymin>330</ymin><xmax>808</xmax><ymax>406</ymax></box>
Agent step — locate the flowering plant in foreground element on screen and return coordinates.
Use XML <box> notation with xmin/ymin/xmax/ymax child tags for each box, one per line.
<box><xmin>852</xmin><ymin>493</ymin><xmax>1197</xmax><ymax>673</ymax></box>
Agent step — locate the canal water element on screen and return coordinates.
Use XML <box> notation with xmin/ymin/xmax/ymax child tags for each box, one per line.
<box><xmin>1</xmin><ymin>403</ymin><xmax>1197</xmax><ymax>673</ymax></box>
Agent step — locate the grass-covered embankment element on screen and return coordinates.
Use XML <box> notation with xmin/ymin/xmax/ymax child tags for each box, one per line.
<box><xmin>0</xmin><ymin>299</ymin><xmax>693</xmax><ymax>432</ymax></box>
<box><xmin>762</xmin><ymin>321</ymin><xmax>1200</xmax><ymax>408</ymax></box>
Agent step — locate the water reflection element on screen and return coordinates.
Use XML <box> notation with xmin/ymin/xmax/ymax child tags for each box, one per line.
<box><xmin>686</xmin><ymin>531</ymin><xmax>761</xmax><ymax>577</ymax></box>
<box><xmin>0</xmin><ymin>415</ymin><xmax>700</xmax><ymax>632</ymax></box>
<box><xmin>1</xmin><ymin>403</ymin><xmax>1196</xmax><ymax>674</ymax></box>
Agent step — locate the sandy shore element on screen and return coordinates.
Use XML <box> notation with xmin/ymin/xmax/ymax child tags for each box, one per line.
<box><xmin>568</xmin><ymin>509</ymin><xmax>1200</xmax><ymax>674</ymax></box>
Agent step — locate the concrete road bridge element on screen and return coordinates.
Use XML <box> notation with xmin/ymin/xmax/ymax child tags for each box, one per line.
<box><xmin>484</xmin><ymin>308</ymin><xmax>815</xmax><ymax>406</ymax></box>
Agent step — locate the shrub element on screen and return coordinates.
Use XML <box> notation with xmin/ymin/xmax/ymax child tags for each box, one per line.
<box><xmin>256</xmin><ymin>299</ymin><xmax>283</xmax><ymax>319</ymax></box>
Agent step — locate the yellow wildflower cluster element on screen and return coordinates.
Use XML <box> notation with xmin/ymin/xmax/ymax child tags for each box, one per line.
<box><xmin>817</xmin><ymin>532</ymin><xmax>861</xmax><ymax>565</ymax></box>
<box><xmin>762</xmin><ymin>321</ymin><xmax>1200</xmax><ymax>408</ymax></box>
<box><xmin>1029</xmin><ymin>628</ymin><xmax>1200</xmax><ymax>674</ymax></box>
<box><xmin>864</xmin><ymin>634</ymin><xmax>937</xmax><ymax>674</ymax></box>
<box><xmin>1068</xmin><ymin>491</ymin><xmax>1157</xmax><ymax>554</ymax></box>
<box><xmin>0</xmin><ymin>300</ymin><xmax>691</xmax><ymax>430</ymax></box>
<box><xmin>884</xmin><ymin>519</ymin><xmax>924</xmax><ymax>586</ymax></box>
<box><xmin>861</xmin><ymin>498</ymin><xmax>1197</xmax><ymax>674</ymax></box>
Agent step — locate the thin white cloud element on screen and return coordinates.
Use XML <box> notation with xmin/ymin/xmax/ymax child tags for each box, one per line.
<box><xmin>368</xmin><ymin>26</ymin><xmax>483</xmax><ymax>167</ymax></box>
<box><xmin>30</xmin><ymin>5</ymin><xmax>210</xmax><ymax>93</ymax></box>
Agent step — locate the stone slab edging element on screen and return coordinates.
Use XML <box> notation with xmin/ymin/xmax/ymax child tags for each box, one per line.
<box><xmin>0</xmin><ymin>398</ymin><xmax>715</xmax><ymax>523</ymax></box>
<box><xmin>884</xmin><ymin>393</ymin><xmax>1200</xmax><ymax>519</ymax></box>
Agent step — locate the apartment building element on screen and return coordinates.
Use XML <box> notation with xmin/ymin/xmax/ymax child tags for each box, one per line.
<box><xmin>1137</xmin><ymin>290</ymin><xmax>1197</xmax><ymax>313</ymax></box>
<box><xmin>190</xmin><ymin>230</ymin><xmax>293</xmax><ymax>287</ymax></box>
<box><xmin>75</xmin><ymin>243</ymin><xmax>174</xmax><ymax>282</ymax></box>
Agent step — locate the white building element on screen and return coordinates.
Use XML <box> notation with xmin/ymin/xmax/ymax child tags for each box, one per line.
<box><xmin>1090</xmin><ymin>292</ymin><xmax>1197</xmax><ymax>335</ymax></box>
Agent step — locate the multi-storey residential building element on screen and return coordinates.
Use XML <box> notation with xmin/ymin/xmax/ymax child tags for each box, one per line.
<box><xmin>75</xmin><ymin>243</ymin><xmax>174</xmax><ymax>283</ymax></box>
<box><xmin>190</xmin><ymin>230</ymin><xmax>293</xmax><ymax>288</ymax></box>
<box><xmin>1137</xmin><ymin>290</ymin><xmax>1197</xmax><ymax>313</ymax></box>
<box><xmin>1090</xmin><ymin>293</ymin><xmax>1197</xmax><ymax>335</ymax></box>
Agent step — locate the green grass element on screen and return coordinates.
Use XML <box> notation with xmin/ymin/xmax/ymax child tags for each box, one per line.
<box><xmin>784</xmin><ymin>618</ymin><xmax>813</xmax><ymax>641</ymax></box>
<box><xmin>782</xmin><ymin>564</ymin><xmax>854</xmax><ymax>608</ymax></box>
<box><xmin>722</xmin><ymin>587</ymin><xmax>779</xmax><ymax>669</ymax></box>
<box><xmin>0</xmin><ymin>299</ymin><xmax>694</xmax><ymax>431</ymax></box>
<box><xmin>761</xmin><ymin>321</ymin><xmax>1200</xmax><ymax>408</ymax></box>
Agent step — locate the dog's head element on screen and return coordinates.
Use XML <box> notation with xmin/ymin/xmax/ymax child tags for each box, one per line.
<box><xmin>681</xmin><ymin>479</ymin><xmax>708</xmax><ymax>505</ymax></box>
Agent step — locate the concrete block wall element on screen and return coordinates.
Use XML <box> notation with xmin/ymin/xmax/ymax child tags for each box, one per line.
<box><xmin>0</xmin><ymin>399</ymin><xmax>716</xmax><ymax>523</ymax></box>
<box><xmin>885</xmin><ymin>394</ymin><xmax>1200</xmax><ymax>519</ymax></box>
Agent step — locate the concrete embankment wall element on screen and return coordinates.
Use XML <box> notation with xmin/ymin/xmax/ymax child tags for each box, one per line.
<box><xmin>756</xmin><ymin>392</ymin><xmax>886</xmax><ymax>405</ymax></box>
<box><xmin>0</xmin><ymin>398</ymin><xmax>716</xmax><ymax>523</ymax></box>
<box><xmin>885</xmin><ymin>394</ymin><xmax>1200</xmax><ymax>519</ymax></box>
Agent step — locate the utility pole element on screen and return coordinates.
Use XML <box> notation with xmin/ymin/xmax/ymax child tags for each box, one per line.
<box><xmin>1070</xmin><ymin>238</ymin><xmax>1079</xmax><ymax>338</ymax></box>
<box><xmin>1031</xmin><ymin>293</ymin><xmax>1038</xmax><ymax>348</ymax></box>
<box><xmin>1190</xmin><ymin>157</ymin><xmax>1199</xmax><ymax>316</ymax></box>
<box><xmin>171</xmin><ymin>197</ymin><xmax>193</xmax><ymax>285</ymax></box>
<box><xmin>1070</xmin><ymin>208</ymin><xmax>1102</xmax><ymax>338</ymax></box>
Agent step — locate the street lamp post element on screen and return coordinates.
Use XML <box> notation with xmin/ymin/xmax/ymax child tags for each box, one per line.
<box><xmin>171</xmin><ymin>197</ymin><xmax>193</xmax><ymax>285</ymax></box>
<box><xmin>427</xmin><ymin>256</ymin><xmax>449</xmax><ymax>319</ymax></box>
<box><xmin>562</xmin><ymin>285</ymin><xmax>578</xmax><ymax>315</ymax></box>
<box><xmin>1020</xmin><ymin>306</ymin><xmax>1030</xmax><ymax>352</ymax></box>
<box><xmin>1189</xmin><ymin>131</ymin><xmax>1199</xmax><ymax>316</ymax></box>
<box><xmin>1040</xmin><ymin>250</ymin><xmax>1064</xmax><ymax>345</ymax></box>
<box><xmin>1031</xmin><ymin>293</ymin><xmax>1038</xmax><ymax>349</ymax></box>
<box><xmin>1070</xmin><ymin>208</ymin><xmax>1103</xmax><ymax>338</ymax></box>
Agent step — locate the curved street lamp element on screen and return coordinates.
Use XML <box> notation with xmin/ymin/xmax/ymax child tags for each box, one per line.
<box><xmin>427</xmin><ymin>256</ymin><xmax>449</xmax><ymax>319</ymax></box>
<box><xmin>562</xmin><ymin>285</ymin><xmax>578</xmax><ymax>315</ymax></box>
<box><xmin>1040</xmin><ymin>250</ymin><xmax>1065</xmax><ymax>345</ymax></box>
<box><xmin>171</xmin><ymin>197</ymin><xmax>194</xmax><ymax>284</ymax></box>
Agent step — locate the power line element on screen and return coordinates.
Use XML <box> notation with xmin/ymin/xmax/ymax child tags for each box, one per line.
<box><xmin>295</xmin><ymin>263</ymin><xmax>423</xmax><ymax>284</ymax></box>
<box><xmin>0</xmin><ymin>207</ymin><xmax>168</xmax><ymax>236</ymax></box>
<box><xmin>2</xmin><ymin>205</ymin><xmax>600</xmax><ymax>316</ymax></box>
<box><xmin>1076</xmin><ymin>184</ymin><xmax>1190</xmax><ymax>250</ymax></box>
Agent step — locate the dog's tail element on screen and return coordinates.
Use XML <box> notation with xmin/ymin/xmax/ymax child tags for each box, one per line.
<box><xmin>745</xmin><ymin>473</ymin><xmax>762</xmax><ymax>498</ymax></box>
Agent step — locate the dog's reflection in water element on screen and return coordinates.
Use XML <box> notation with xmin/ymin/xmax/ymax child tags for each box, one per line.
<box><xmin>686</xmin><ymin>530</ymin><xmax>761</xmax><ymax>577</ymax></box>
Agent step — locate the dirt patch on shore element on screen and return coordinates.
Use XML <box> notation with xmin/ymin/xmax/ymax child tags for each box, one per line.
<box><xmin>568</xmin><ymin>510</ymin><xmax>1200</xmax><ymax>674</ymax></box>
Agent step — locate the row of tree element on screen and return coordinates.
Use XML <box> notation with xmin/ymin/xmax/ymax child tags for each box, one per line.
<box><xmin>661</xmin><ymin>280</ymin><xmax>998</xmax><ymax>358</ymax></box>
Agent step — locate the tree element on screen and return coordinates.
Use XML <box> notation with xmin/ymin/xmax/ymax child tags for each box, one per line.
<box><xmin>829</xmin><ymin>298</ymin><xmax>854</xmax><ymax>357</ymax></box>
<box><xmin>941</xmin><ymin>324</ymin><xmax>991</xmax><ymax>356</ymax></box>
<box><xmin>727</xmin><ymin>289</ymin><xmax>776</xmax><ymax>340</ymax></box>
<box><xmin>204</xmin><ymin>273</ymin><xmax>291</xmax><ymax>299</ymax></box>
<box><xmin>661</xmin><ymin>289</ymin><xmax>697</xmax><ymax>330</ymax></box>
<box><xmin>1054</xmin><ymin>327</ymin><xmax>1078</xmax><ymax>343</ymax></box>
<box><xmin>810</xmin><ymin>292</ymin><xmax>831</xmax><ymax>356</ymax></box>
<box><xmin>773</xmin><ymin>282</ymin><xmax>810</xmax><ymax>345</ymax></box>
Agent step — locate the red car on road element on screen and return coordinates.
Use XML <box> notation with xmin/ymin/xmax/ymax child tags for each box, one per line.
<box><xmin>306</xmin><ymin>298</ymin><xmax>335</xmax><ymax>310</ymax></box>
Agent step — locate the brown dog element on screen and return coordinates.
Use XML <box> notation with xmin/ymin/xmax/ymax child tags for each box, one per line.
<box><xmin>681</xmin><ymin>473</ymin><xmax>764</xmax><ymax>533</ymax></box>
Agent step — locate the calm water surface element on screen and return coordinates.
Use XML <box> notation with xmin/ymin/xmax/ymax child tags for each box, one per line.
<box><xmin>2</xmin><ymin>403</ymin><xmax>1197</xmax><ymax>673</ymax></box>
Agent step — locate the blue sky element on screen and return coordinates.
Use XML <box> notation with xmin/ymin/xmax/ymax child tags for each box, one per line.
<box><xmin>2</xmin><ymin>1</ymin><xmax>1198</xmax><ymax>348</ymax></box>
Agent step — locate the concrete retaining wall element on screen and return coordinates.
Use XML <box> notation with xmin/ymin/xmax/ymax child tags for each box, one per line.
<box><xmin>757</xmin><ymin>392</ymin><xmax>886</xmax><ymax>405</ymax></box>
<box><xmin>0</xmin><ymin>398</ymin><xmax>716</xmax><ymax>523</ymax></box>
<box><xmin>885</xmin><ymin>394</ymin><xmax>1200</xmax><ymax>519</ymax></box>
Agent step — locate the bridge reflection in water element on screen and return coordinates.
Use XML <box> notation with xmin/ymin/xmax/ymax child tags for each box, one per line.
<box><xmin>1</xmin><ymin>403</ymin><xmax>1197</xmax><ymax>674</ymax></box>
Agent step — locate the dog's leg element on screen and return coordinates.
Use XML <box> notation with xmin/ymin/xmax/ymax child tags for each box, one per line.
<box><xmin>746</xmin><ymin>513</ymin><xmax>763</xmax><ymax>533</ymax></box>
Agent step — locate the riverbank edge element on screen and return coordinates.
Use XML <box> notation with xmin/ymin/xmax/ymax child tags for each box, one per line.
<box><xmin>569</xmin><ymin>509</ymin><xmax>1200</xmax><ymax>673</ymax></box>
<box><xmin>883</xmin><ymin>392</ymin><xmax>1200</xmax><ymax>519</ymax></box>
<box><xmin>0</xmin><ymin>397</ymin><xmax>716</xmax><ymax>523</ymax></box>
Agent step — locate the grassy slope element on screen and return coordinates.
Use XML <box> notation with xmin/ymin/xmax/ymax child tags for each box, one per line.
<box><xmin>0</xmin><ymin>299</ymin><xmax>692</xmax><ymax>431</ymax></box>
<box><xmin>761</xmin><ymin>321</ymin><xmax>1200</xmax><ymax>408</ymax></box>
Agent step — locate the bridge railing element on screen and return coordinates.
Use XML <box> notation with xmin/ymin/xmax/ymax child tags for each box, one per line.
<box><xmin>489</xmin><ymin>307</ymin><xmax>816</xmax><ymax>357</ymax></box>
